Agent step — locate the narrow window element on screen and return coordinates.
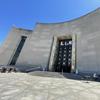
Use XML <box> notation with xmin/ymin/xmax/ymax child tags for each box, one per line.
<box><xmin>10</xmin><ymin>36</ymin><xmax>27</xmax><ymax>65</ymax></box>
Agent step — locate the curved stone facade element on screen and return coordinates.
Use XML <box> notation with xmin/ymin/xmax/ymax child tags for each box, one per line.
<box><xmin>0</xmin><ymin>8</ymin><xmax>100</xmax><ymax>74</ymax></box>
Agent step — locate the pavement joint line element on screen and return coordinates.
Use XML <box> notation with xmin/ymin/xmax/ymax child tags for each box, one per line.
<box><xmin>46</xmin><ymin>78</ymin><xmax>54</xmax><ymax>100</ymax></box>
<box><xmin>71</xmin><ymin>83</ymin><xmax>100</xmax><ymax>94</ymax></box>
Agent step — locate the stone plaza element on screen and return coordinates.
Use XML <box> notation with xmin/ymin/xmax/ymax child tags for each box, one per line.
<box><xmin>0</xmin><ymin>73</ymin><xmax>100</xmax><ymax>100</ymax></box>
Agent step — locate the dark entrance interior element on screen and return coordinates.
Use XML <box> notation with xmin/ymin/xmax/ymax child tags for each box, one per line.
<box><xmin>9</xmin><ymin>36</ymin><xmax>27</xmax><ymax>65</ymax></box>
<box><xmin>53</xmin><ymin>38</ymin><xmax>72</xmax><ymax>73</ymax></box>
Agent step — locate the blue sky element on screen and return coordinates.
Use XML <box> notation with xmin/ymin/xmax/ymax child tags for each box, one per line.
<box><xmin>0</xmin><ymin>0</ymin><xmax>100</xmax><ymax>44</ymax></box>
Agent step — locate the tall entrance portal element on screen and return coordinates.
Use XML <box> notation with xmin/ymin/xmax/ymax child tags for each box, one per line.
<box><xmin>53</xmin><ymin>39</ymin><xmax>72</xmax><ymax>73</ymax></box>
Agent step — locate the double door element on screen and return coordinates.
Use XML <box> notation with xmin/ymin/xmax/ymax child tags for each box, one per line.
<box><xmin>54</xmin><ymin>39</ymin><xmax>72</xmax><ymax>73</ymax></box>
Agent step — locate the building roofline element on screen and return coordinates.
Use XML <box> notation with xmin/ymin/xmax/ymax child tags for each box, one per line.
<box><xmin>12</xmin><ymin>26</ymin><xmax>33</xmax><ymax>32</ymax></box>
<box><xmin>36</xmin><ymin>7</ymin><xmax>100</xmax><ymax>25</ymax></box>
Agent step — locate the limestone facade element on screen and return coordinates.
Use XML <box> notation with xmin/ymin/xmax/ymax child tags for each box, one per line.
<box><xmin>0</xmin><ymin>8</ymin><xmax>100</xmax><ymax>74</ymax></box>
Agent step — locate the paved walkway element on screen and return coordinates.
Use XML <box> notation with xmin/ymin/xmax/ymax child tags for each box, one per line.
<box><xmin>0</xmin><ymin>73</ymin><xmax>100</xmax><ymax>100</ymax></box>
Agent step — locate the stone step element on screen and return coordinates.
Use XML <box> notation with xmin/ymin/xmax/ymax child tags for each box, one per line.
<box><xmin>28</xmin><ymin>71</ymin><xmax>82</xmax><ymax>80</ymax></box>
<box><xmin>29</xmin><ymin>71</ymin><xmax>64</xmax><ymax>78</ymax></box>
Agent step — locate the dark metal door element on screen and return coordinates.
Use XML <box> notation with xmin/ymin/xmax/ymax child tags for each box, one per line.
<box><xmin>54</xmin><ymin>39</ymin><xmax>72</xmax><ymax>73</ymax></box>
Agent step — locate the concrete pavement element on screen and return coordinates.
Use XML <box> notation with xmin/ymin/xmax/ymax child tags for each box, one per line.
<box><xmin>0</xmin><ymin>73</ymin><xmax>100</xmax><ymax>100</ymax></box>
